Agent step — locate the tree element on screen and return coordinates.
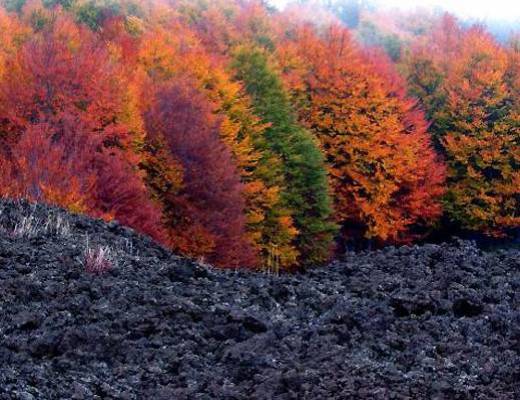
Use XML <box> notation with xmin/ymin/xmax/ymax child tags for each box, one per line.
<box><xmin>0</xmin><ymin>13</ymin><xmax>167</xmax><ymax>243</ymax></box>
<box><xmin>276</xmin><ymin>24</ymin><xmax>445</xmax><ymax>245</ymax></box>
<box><xmin>145</xmin><ymin>80</ymin><xmax>257</xmax><ymax>268</ymax></box>
<box><xmin>0</xmin><ymin>7</ymin><xmax>20</xmax><ymax>71</ymax></box>
<box><xmin>232</xmin><ymin>46</ymin><xmax>337</xmax><ymax>266</ymax></box>
<box><xmin>174</xmin><ymin>0</ymin><xmax>277</xmax><ymax>54</ymax></box>
<box><xmin>138</xmin><ymin>23</ymin><xmax>296</xmax><ymax>268</ymax></box>
<box><xmin>402</xmin><ymin>14</ymin><xmax>461</xmax><ymax>145</ymax></box>
<box><xmin>0</xmin><ymin>123</ymin><xmax>94</xmax><ymax>214</ymax></box>
<box><xmin>404</xmin><ymin>15</ymin><xmax>520</xmax><ymax>235</ymax></box>
<box><xmin>356</xmin><ymin>19</ymin><xmax>403</xmax><ymax>61</ymax></box>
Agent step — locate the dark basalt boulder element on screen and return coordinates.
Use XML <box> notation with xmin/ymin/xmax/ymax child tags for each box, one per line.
<box><xmin>0</xmin><ymin>200</ymin><xmax>519</xmax><ymax>399</ymax></box>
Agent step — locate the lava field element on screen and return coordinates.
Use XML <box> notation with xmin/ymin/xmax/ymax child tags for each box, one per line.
<box><xmin>0</xmin><ymin>200</ymin><xmax>519</xmax><ymax>399</ymax></box>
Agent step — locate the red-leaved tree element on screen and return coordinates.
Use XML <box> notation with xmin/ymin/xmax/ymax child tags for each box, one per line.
<box><xmin>0</xmin><ymin>14</ymin><xmax>167</xmax><ymax>243</ymax></box>
<box><xmin>145</xmin><ymin>80</ymin><xmax>257</xmax><ymax>267</ymax></box>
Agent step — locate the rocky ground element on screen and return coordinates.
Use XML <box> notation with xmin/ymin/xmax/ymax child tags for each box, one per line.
<box><xmin>0</xmin><ymin>200</ymin><xmax>519</xmax><ymax>399</ymax></box>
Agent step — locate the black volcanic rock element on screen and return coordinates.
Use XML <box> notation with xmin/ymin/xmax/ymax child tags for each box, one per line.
<box><xmin>0</xmin><ymin>200</ymin><xmax>519</xmax><ymax>399</ymax></box>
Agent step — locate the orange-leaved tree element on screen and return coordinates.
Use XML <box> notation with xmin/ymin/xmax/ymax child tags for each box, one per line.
<box><xmin>404</xmin><ymin>15</ymin><xmax>520</xmax><ymax>235</ymax></box>
<box><xmin>277</xmin><ymin>23</ymin><xmax>446</xmax><ymax>245</ymax></box>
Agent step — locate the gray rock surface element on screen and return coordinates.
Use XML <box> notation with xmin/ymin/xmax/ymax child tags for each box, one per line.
<box><xmin>0</xmin><ymin>200</ymin><xmax>519</xmax><ymax>399</ymax></box>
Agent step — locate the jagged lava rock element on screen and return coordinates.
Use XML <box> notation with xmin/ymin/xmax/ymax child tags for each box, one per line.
<box><xmin>0</xmin><ymin>200</ymin><xmax>519</xmax><ymax>399</ymax></box>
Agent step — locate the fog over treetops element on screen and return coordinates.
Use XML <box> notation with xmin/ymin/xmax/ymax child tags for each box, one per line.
<box><xmin>270</xmin><ymin>0</ymin><xmax>520</xmax><ymax>22</ymax></box>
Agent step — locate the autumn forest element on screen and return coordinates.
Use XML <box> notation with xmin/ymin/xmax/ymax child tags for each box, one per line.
<box><xmin>0</xmin><ymin>0</ymin><xmax>518</xmax><ymax>270</ymax></box>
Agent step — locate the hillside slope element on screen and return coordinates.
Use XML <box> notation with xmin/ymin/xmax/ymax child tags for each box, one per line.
<box><xmin>0</xmin><ymin>200</ymin><xmax>519</xmax><ymax>399</ymax></box>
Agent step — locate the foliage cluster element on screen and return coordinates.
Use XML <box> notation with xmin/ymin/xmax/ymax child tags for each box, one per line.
<box><xmin>0</xmin><ymin>0</ymin><xmax>517</xmax><ymax>268</ymax></box>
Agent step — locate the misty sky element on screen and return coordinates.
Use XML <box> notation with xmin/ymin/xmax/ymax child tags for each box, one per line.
<box><xmin>269</xmin><ymin>0</ymin><xmax>520</xmax><ymax>22</ymax></box>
